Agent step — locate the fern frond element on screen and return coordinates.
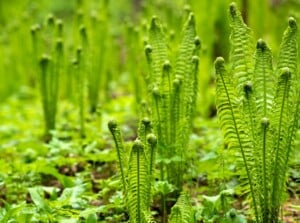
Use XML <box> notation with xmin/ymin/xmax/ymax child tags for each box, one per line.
<box><xmin>39</xmin><ymin>55</ymin><xmax>51</xmax><ymax>132</ymax></box>
<box><xmin>160</xmin><ymin>60</ymin><xmax>172</xmax><ymax>146</ymax></box>
<box><xmin>169</xmin><ymin>192</ymin><xmax>195</xmax><ymax>223</ymax></box>
<box><xmin>215</xmin><ymin>57</ymin><xmax>259</xmax><ymax>221</ymax></box>
<box><xmin>138</xmin><ymin>117</ymin><xmax>152</xmax><ymax>146</ymax></box>
<box><xmin>257</xmin><ymin>117</ymin><xmax>272</xmax><ymax>222</ymax></box>
<box><xmin>276</xmin><ymin>17</ymin><xmax>298</xmax><ymax>110</ymax></box>
<box><xmin>170</xmin><ymin>13</ymin><xmax>199</xmax><ymax>189</ymax></box>
<box><xmin>270</xmin><ymin>20</ymin><xmax>298</xmax><ymax>221</ymax></box>
<box><xmin>146</xmin><ymin>17</ymin><xmax>169</xmax><ymax>160</ymax></box>
<box><xmin>148</xmin><ymin>17</ymin><xmax>168</xmax><ymax>88</ymax></box>
<box><xmin>146</xmin><ymin>133</ymin><xmax>157</xmax><ymax>178</ymax></box>
<box><xmin>190</xmin><ymin>54</ymin><xmax>200</xmax><ymax>119</ymax></box>
<box><xmin>146</xmin><ymin>133</ymin><xmax>157</xmax><ymax>214</ymax></box>
<box><xmin>175</xmin><ymin>13</ymin><xmax>199</xmax><ymax>128</ymax></box>
<box><xmin>270</xmin><ymin>68</ymin><xmax>292</xmax><ymax>221</ymax></box>
<box><xmin>217</xmin><ymin>5</ymin><xmax>298</xmax><ymax>223</ymax></box>
<box><xmin>171</xmin><ymin>79</ymin><xmax>181</xmax><ymax>145</ymax></box>
<box><xmin>242</xmin><ymin>81</ymin><xmax>257</xmax><ymax>144</ymax></box>
<box><xmin>151</xmin><ymin>87</ymin><xmax>168</xmax><ymax>163</ymax></box>
<box><xmin>127</xmin><ymin>140</ymin><xmax>149</xmax><ymax>223</ymax></box>
<box><xmin>108</xmin><ymin>120</ymin><xmax>127</xmax><ymax>193</ymax></box>
<box><xmin>252</xmin><ymin>40</ymin><xmax>275</xmax><ymax>221</ymax></box>
<box><xmin>253</xmin><ymin>39</ymin><xmax>274</xmax><ymax>118</ymax></box>
<box><xmin>229</xmin><ymin>3</ymin><xmax>254</xmax><ymax>94</ymax></box>
<box><xmin>276</xmin><ymin>18</ymin><xmax>297</xmax><ymax>76</ymax></box>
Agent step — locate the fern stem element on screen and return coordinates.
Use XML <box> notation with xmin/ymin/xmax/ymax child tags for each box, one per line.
<box><xmin>261</xmin><ymin>117</ymin><xmax>270</xmax><ymax>222</ymax></box>
<box><xmin>108</xmin><ymin>120</ymin><xmax>127</xmax><ymax>194</ymax></box>
<box><xmin>77</xmin><ymin>48</ymin><xmax>85</xmax><ymax>138</ymax></box>
<box><xmin>39</xmin><ymin>54</ymin><xmax>51</xmax><ymax>136</ymax></box>
<box><xmin>152</xmin><ymin>88</ymin><xmax>167</xmax><ymax>220</ymax></box>
<box><xmin>153</xmin><ymin>88</ymin><xmax>164</xmax><ymax>181</ymax></box>
<box><xmin>136</xmin><ymin>143</ymin><xmax>141</xmax><ymax>223</ymax></box>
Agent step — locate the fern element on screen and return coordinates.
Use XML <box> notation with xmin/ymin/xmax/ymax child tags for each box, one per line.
<box><xmin>215</xmin><ymin>57</ymin><xmax>259</xmax><ymax>220</ymax></box>
<box><xmin>169</xmin><ymin>192</ymin><xmax>196</xmax><ymax>223</ymax></box>
<box><xmin>145</xmin><ymin>12</ymin><xmax>200</xmax><ymax>193</ymax></box>
<box><xmin>127</xmin><ymin>140</ymin><xmax>149</xmax><ymax>223</ymax></box>
<box><xmin>108</xmin><ymin>119</ymin><xmax>157</xmax><ymax>223</ymax></box>
<box><xmin>34</xmin><ymin>16</ymin><xmax>64</xmax><ymax>139</ymax></box>
<box><xmin>108</xmin><ymin>120</ymin><xmax>128</xmax><ymax>193</ymax></box>
<box><xmin>215</xmin><ymin>3</ymin><xmax>298</xmax><ymax>223</ymax></box>
<box><xmin>229</xmin><ymin>3</ymin><xmax>254</xmax><ymax>95</ymax></box>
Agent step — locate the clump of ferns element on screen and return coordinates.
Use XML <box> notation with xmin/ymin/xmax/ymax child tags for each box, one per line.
<box><xmin>144</xmin><ymin>11</ymin><xmax>200</xmax><ymax>195</ymax></box>
<box><xmin>215</xmin><ymin>3</ymin><xmax>298</xmax><ymax>223</ymax></box>
<box><xmin>70</xmin><ymin>4</ymin><xmax>109</xmax><ymax>138</ymax></box>
<box><xmin>75</xmin><ymin>2</ymin><xmax>109</xmax><ymax>114</ymax></box>
<box><xmin>31</xmin><ymin>14</ymin><xmax>64</xmax><ymax>141</ymax></box>
<box><xmin>108</xmin><ymin>118</ymin><xmax>157</xmax><ymax>223</ymax></box>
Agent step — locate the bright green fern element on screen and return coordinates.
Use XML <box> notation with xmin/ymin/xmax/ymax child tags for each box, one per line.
<box><xmin>108</xmin><ymin>118</ymin><xmax>157</xmax><ymax>223</ymax></box>
<box><xmin>168</xmin><ymin>192</ymin><xmax>196</xmax><ymax>223</ymax></box>
<box><xmin>32</xmin><ymin>15</ymin><xmax>64</xmax><ymax>140</ymax></box>
<box><xmin>145</xmin><ymin>11</ymin><xmax>200</xmax><ymax>193</ymax></box>
<box><xmin>215</xmin><ymin>3</ymin><xmax>298</xmax><ymax>223</ymax></box>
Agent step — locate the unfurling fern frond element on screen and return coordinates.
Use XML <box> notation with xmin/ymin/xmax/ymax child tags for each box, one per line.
<box><xmin>147</xmin><ymin>17</ymin><xmax>168</xmax><ymax>88</ymax></box>
<box><xmin>253</xmin><ymin>39</ymin><xmax>274</xmax><ymax>119</ymax></box>
<box><xmin>108</xmin><ymin>120</ymin><xmax>128</xmax><ymax>193</ymax></box>
<box><xmin>229</xmin><ymin>3</ymin><xmax>254</xmax><ymax>95</ymax></box>
<box><xmin>169</xmin><ymin>192</ymin><xmax>196</xmax><ymax>223</ymax></box>
<box><xmin>138</xmin><ymin>117</ymin><xmax>152</xmax><ymax>147</ymax></box>
<box><xmin>215</xmin><ymin>4</ymin><xmax>298</xmax><ymax>223</ymax></box>
<box><xmin>276</xmin><ymin>18</ymin><xmax>298</xmax><ymax>77</ymax></box>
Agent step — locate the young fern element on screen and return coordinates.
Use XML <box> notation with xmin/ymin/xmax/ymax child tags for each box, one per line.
<box><xmin>108</xmin><ymin>119</ymin><xmax>157</xmax><ymax>223</ymax></box>
<box><xmin>72</xmin><ymin>47</ymin><xmax>86</xmax><ymax>138</ymax></box>
<box><xmin>88</xmin><ymin>10</ymin><xmax>108</xmax><ymax>113</ymax></box>
<box><xmin>33</xmin><ymin>16</ymin><xmax>64</xmax><ymax>139</ymax></box>
<box><xmin>215</xmin><ymin>3</ymin><xmax>298</xmax><ymax>223</ymax></box>
<box><xmin>145</xmin><ymin>12</ymin><xmax>200</xmax><ymax>193</ymax></box>
<box><xmin>127</xmin><ymin>141</ymin><xmax>148</xmax><ymax>223</ymax></box>
<box><xmin>108</xmin><ymin>120</ymin><xmax>128</xmax><ymax>193</ymax></box>
<box><xmin>168</xmin><ymin>192</ymin><xmax>196</xmax><ymax>223</ymax></box>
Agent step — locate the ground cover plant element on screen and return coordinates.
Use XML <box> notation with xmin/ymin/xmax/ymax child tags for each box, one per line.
<box><xmin>0</xmin><ymin>0</ymin><xmax>299</xmax><ymax>222</ymax></box>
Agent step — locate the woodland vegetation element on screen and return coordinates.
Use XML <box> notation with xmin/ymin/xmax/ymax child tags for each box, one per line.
<box><xmin>0</xmin><ymin>0</ymin><xmax>299</xmax><ymax>222</ymax></box>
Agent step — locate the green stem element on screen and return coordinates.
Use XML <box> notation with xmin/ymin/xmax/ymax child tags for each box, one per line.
<box><xmin>261</xmin><ymin>117</ymin><xmax>269</xmax><ymax>222</ymax></box>
<box><xmin>137</xmin><ymin>145</ymin><xmax>140</xmax><ymax>223</ymax></box>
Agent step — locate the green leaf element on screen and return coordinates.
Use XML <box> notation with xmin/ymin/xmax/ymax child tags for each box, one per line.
<box><xmin>28</xmin><ymin>187</ymin><xmax>50</xmax><ymax>212</ymax></box>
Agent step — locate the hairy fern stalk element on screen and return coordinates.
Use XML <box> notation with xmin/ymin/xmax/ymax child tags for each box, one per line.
<box><xmin>145</xmin><ymin>12</ymin><xmax>200</xmax><ymax>192</ymax></box>
<box><xmin>108</xmin><ymin>118</ymin><xmax>157</xmax><ymax>223</ymax></box>
<box><xmin>215</xmin><ymin>3</ymin><xmax>298</xmax><ymax>223</ymax></box>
